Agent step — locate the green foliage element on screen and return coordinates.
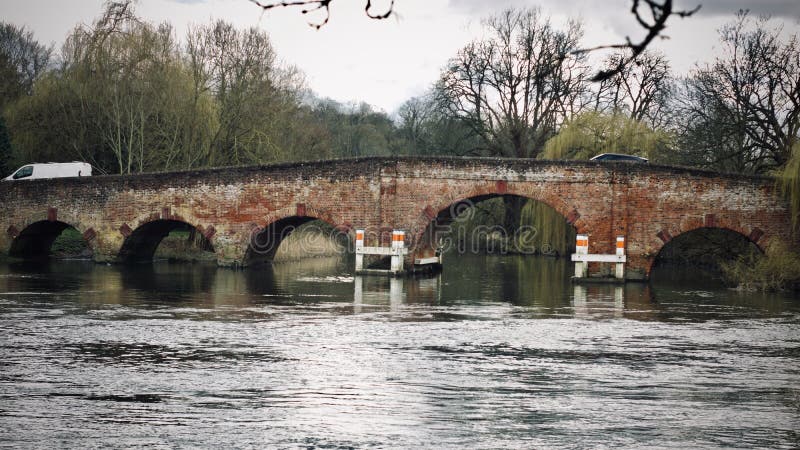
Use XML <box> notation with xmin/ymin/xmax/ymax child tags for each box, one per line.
<box><xmin>3</xmin><ymin>3</ymin><xmax>331</xmax><ymax>174</ymax></box>
<box><xmin>154</xmin><ymin>230</ymin><xmax>216</xmax><ymax>262</ymax></box>
<box><xmin>721</xmin><ymin>241</ymin><xmax>800</xmax><ymax>292</ymax></box>
<box><xmin>444</xmin><ymin>197</ymin><xmax>575</xmax><ymax>256</ymax></box>
<box><xmin>0</xmin><ymin>116</ymin><xmax>11</xmax><ymax>176</ymax></box>
<box><xmin>520</xmin><ymin>201</ymin><xmax>576</xmax><ymax>256</ymax></box>
<box><xmin>0</xmin><ymin>22</ymin><xmax>52</xmax><ymax>107</ymax></box>
<box><xmin>779</xmin><ymin>142</ymin><xmax>800</xmax><ymax>229</ymax></box>
<box><xmin>541</xmin><ymin>111</ymin><xmax>673</xmax><ymax>161</ymax></box>
<box><xmin>309</xmin><ymin>99</ymin><xmax>398</xmax><ymax>158</ymax></box>
<box><xmin>50</xmin><ymin>228</ymin><xmax>89</xmax><ymax>257</ymax></box>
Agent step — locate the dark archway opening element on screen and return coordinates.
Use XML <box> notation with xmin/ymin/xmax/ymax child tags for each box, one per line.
<box><xmin>650</xmin><ymin>227</ymin><xmax>761</xmax><ymax>284</ymax></box>
<box><xmin>9</xmin><ymin>221</ymin><xmax>91</xmax><ymax>260</ymax></box>
<box><xmin>119</xmin><ymin>220</ymin><xmax>214</xmax><ymax>264</ymax></box>
<box><xmin>423</xmin><ymin>194</ymin><xmax>577</xmax><ymax>257</ymax></box>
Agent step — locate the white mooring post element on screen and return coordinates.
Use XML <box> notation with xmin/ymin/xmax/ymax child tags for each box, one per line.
<box><xmin>355</xmin><ymin>229</ymin><xmax>365</xmax><ymax>271</ymax></box>
<box><xmin>390</xmin><ymin>230</ymin><xmax>406</xmax><ymax>274</ymax></box>
<box><xmin>615</xmin><ymin>236</ymin><xmax>625</xmax><ymax>279</ymax></box>
<box><xmin>574</xmin><ymin>234</ymin><xmax>589</xmax><ymax>278</ymax></box>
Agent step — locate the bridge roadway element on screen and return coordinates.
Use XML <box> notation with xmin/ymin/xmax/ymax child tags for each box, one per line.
<box><xmin>0</xmin><ymin>156</ymin><xmax>792</xmax><ymax>279</ymax></box>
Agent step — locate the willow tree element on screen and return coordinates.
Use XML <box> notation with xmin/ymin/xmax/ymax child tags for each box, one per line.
<box><xmin>781</xmin><ymin>142</ymin><xmax>800</xmax><ymax>230</ymax></box>
<box><xmin>532</xmin><ymin>112</ymin><xmax>674</xmax><ymax>254</ymax></box>
<box><xmin>185</xmin><ymin>20</ymin><xmax>320</xmax><ymax>166</ymax></box>
<box><xmin>46</xmin><ymin>1</ymin><xmax>218</xmax><ymax>174</ymax></box>
<box><xmin>541</xmin><ymin>111</ymin><xmax>673</xmax><ymax>161</ymax></box>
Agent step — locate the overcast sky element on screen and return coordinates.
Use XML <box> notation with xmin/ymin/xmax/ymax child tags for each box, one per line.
<box><xmin>1</xmin><ymin>0</ymin><xmax>798</xmax><ymax>112</ymax></box>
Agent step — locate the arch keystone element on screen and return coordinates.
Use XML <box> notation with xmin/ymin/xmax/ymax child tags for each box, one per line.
<box><xmin>495</xmin><ymin>180</ymin><xmax>508</xmax><ymax>194</ymax></box>
<box><xmin>82</xmin><ymin>228</ymin><xmax>97</xmax><ymax>242</ymax></box>
<box><xmin>566</xmin><ymin>209</ymin><xmax>580</xmax><ymax>225</ymax></box>
<box><xmin>749</xmin><ymin>227</ymin><xmax>764</xmax><ymax>244</ymax></box>
<box><xmin>423</xmin><ymin>205</ymin><xmax>437</xmax><ymax>221</ymax></box>
<box><xmin>704</xmin><ymin>214</ymin><xmax>717</xmax><ymax>228</ymax></box>
<box><xmin>203</xmin><ymin>225</ymin><xmax>216</xmax><ymax>240</ymax></box>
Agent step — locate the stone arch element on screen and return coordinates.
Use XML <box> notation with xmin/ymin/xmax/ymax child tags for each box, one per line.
<box><xmin>117</xmin><ymin>212</ymin><xmax>215</xmax><ymax>263</ymax></box>
<box><xmin>411</xmin><ymin>183</ymin><xmax>582</xmax><ymax>252</ymax></box>
<box><xmin>243</xmin><ymin>203</ymin><xmax>346</xmax><ymax>266</ymax></box>
<box><xmin>7</xmin><ymin>207</ymin><xmax>97</xmax><ymax>259</ymax></box>
<box><xmin>8</xmin><ymin>219</ymin><xmax>94</xmax><ymax>259</ymax></box>
<box><xmin>410</xmin><ymin>185</ymin><xmax>581</xmax><ymax>259</ymax></box>
<box><xmin>646</xmin><ymin>222</ymin><xmax>766</xmax><ymax>276</ymax></box>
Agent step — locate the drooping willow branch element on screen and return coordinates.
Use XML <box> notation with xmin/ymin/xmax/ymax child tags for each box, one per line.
<box><xmin>575</xmin><ymin>0</ymin><xmax>701</xmax><ymax>81</ymax></box>
<box><xmin>248</xmin><ymin>0</ymin><xmax>394</xmax><ymax>30</ymax></box>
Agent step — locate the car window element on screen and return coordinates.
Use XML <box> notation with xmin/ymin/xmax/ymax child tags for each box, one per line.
<box><xmin>12</xmin><ymin>166</ymin><xmax>33</xmax><ymax>179</ymax></box>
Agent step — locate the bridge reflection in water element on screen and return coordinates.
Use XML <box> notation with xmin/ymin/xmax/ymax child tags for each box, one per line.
<box><xmin>1</xmin><ymin>251</ymin><xmax>791</xmax><ymax>321</ymax></box>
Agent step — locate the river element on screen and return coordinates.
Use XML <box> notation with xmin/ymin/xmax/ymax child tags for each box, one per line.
<box><xmin>1</xmin><ymin>254</ymin><xmax>798</xmax><ymax>448</ymax></box>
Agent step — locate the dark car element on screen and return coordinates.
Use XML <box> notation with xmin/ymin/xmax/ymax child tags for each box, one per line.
<box><xmin>589</xmin><ymin>153</ymin><xmax>648</xmax><ymax>163</ymax></box>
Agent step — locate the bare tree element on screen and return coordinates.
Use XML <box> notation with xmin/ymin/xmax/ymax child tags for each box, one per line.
<box><xmin>436</xmin><ymin>8</ymin><xmax>588</xmax><ymax>159</ymax></box>
<box><xmin>395</xmin><ymin>92</ymin><xmax>480</xmax><ymax>156</ymax></box>
<box><xmin>674</xmin><ymin>12</ymin><xmax>799</xmax><ymax>174</ymax></box>
<box><xmin>593</xmin><ymin>50</ymin><xmax>672</xmax><ymax>128</ymax></box>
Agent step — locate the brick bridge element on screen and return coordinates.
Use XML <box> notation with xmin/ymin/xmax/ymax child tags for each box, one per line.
<box><xmin>0</xmin><ymin>157</ymin><xmax>792</xmax><ymax>279</ymax></box>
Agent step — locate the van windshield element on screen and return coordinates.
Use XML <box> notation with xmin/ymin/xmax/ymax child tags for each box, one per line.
<box><xmin>12</xmin><ymin>166</ymin><xmax>33</xmax><ymax>179</ymax></box>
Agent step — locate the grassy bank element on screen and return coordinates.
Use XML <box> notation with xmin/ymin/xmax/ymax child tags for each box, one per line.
<box><xmin>273</xmin><ymin>222</ymin><xmax>346</xmax><ymax>262</ymax></box>
<box><xmin>154</xmin><ymin>221</ymin><xmax>345</xmax><ymax>263</ymax></box>
<box><xmin>154</xmin><ymin>231</ymin><xmax>216</xmax><ymax>262</ymax></box>
<box><xmin>722</xmin><ymin>241</ymin><xmax>800</xmax><ymax>292</ymax></box>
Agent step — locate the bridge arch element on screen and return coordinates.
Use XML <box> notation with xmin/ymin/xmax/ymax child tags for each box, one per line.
<box><xmin>411</xmin><ymin>188</ymin><xmax>580</xmax><ymax>259</ymax></box>
<box><xmin>118</xmin><ymin>218</ymin><xmax>215</xmax><ymax>264</ymax></box>
<box><xmin>244</xmin><ymin>204</ymin><xmax>346</xmax><ymax>266</ymax></box>
<box><xmin>9</xmin><ymin>219</ymin><xmax>93</xmax><ymax>260</ymax></box>
<box><xmin>647</xmin><ymin>224</ymin><xmax>765</xmax><ymax>277</ymax></box>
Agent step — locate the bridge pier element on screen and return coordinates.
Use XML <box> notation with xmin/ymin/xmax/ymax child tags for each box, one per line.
<box><xmin>214</xmin><ymin>232</ymin><xmax>250</xmax><ymax>268</ymax></box>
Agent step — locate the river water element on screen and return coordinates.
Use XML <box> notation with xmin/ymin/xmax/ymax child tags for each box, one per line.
<box><xmin>0</xmin><ymin>254</ymin><xmax>798</xmax><ymax>448</ymax></box>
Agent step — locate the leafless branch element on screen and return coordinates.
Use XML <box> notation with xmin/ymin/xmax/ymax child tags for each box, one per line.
<box><xmin>574</xmin><ymin>0</ymin><xmax>700</xmax><ymax>82</ymax></box>
<box><xmin>248</xmin><ymin>0</ymin><xmax>394</xmax><ymax>29</ymax></box>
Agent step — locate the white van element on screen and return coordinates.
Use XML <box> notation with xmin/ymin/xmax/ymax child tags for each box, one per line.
<box><xmin>3</xmin><ymin>162</ymin><xmax>92</xmax><ymax>181</ymax></box>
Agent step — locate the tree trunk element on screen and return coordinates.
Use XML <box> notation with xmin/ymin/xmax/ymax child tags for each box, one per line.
<box><xmin>502</xmin><ymin>196</ymin><xmax>526</xmax><ymax>234</ymax></box>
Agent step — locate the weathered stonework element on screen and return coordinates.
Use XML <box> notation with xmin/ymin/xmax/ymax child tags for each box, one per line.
<box><xmin>0</xmin><ymin>156</ymin><xmax>792</xmax><ymax>279</ymax></box>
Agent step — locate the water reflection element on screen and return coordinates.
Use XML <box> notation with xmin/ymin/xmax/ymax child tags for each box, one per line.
<box><xmin>1</xmin><ymin>254</ymin><xmax>799</xmax><ymax>448</ymax></box>
<box><xmin>1</xmin><ymin>255</ymin><xmax>797</xmax><ymax>321</ymax></box>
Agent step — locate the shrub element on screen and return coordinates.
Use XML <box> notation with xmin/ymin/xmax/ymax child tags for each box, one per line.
<box><xmin>721</xmin><ymin>241</ymin><xmax>800</xmax><ymax>292</ymax></box>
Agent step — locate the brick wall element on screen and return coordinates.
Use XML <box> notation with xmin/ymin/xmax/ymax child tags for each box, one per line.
<box><xmin>0</xmin><ymin>157</ymin><xmax>791</xmax><ymax>278</ymax></box>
